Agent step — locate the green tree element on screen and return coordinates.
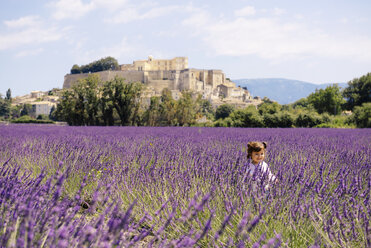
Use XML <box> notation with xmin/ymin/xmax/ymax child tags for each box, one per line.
<box><xmin>215</xmin><ymin>104</ymin><xmax>235</xmax><ymax>120</ymax></box>
<box><xmin>144</xmin><ymin>96</ymin><xmax>162</xmax><ymax>126</ymax></box>
<box><xmin>197</xmin><ymin>98</ymin><xmax>214</xmax><ymax>120</ymax></box>
<box><xmin>176</xmin><ymin>91</ymin><xmax>195</xmax><ymax>126</ymax></box>
<box><xmin>9</xmin><ymin>105</ymin><xmax>22</xmax><ymax>119</ymax></box>
<box><xmin>71</xmin><ymin>64</ymin><xmax>81</xmax><ymax>74</ymax></box>
<box><xmin>295</xmin><ymin>111</ymin><xmax>323</xmax><ymax>127</ymax></box>
<box><xmin>20</xmin><ymin>104</ymin><xmax>33</xmax><ymax>117</ymax></box>
<box><xmin>351</xmin><ymin>102</ymin><xmax>371</xmax><ymax>128</ymax></box>
<box><xmin>5</xmin><ymin>89</ymin><xmax>11</xmax><ymax>102</ymax></box>
<box><xmin>71</xmin><ymin>57</ymin><xmax>120</xmax><ymax>74</ymax></box>
<box><xmin>159</xmin><ymin>88</ymin><xmax>177</xmax><ymax>126</ymax></box>
<box><xmin>0</xmin><ymin>98</ymin><xmax>10</xmax><ymax>117</ymax></box>
<box><xmin>55</xmin><ymin>90</ymin><xmax>77</xmax><ymax>125</ymax></box>
<box><xmin>258</xmin><ymin>101</ymin><xmax>281</xmax><ymax>115</ymax></box>
<box><xmin>100</xmin><ymin>81</ymin><xmax>115</xmax><ymax>126</ymax></box>
<box><xmin>307</xmin><ymin>84</ymin><xmax>345</xmax><ymax>115</ymax></box>
<box><xmin>343</xmin><ymin>72</ymin><xmax>371</xmax><ymax>110</ymax></box>
<box><xmin>106</xmin><ymin>77</ymin><xmax>143</xmax><ymax>126</ymax></box>
<box><xmin>229</xmin><ymin>106</ymin><xmax>264</xmax><ymax>127</ymax></box>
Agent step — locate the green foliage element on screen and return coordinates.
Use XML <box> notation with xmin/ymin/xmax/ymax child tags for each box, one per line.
<box><xmin>176</xmin><ymin>91</ymin><xmax>196</xmax><ymax>126</ymax></box>
<box><xmin>295</xmin><ymin>111</ymin><xmax>323</xmax><ymax>127</ymax></box>
<box><xmin>314</xmin><ymin>115</ymin><xmax>355</xmax><ymax>128</ymax></box>
<box><xmin>197</xmin><ymin>99</ymin><xmax>214</xmax><ymax>118</ymax></box>
<box><xmin>70</xmin><ymin>57</ymin><xmax>120</xmax><ymax>74</ymax></box>
<box><xmin>0</xmin><ymin>97</ymin><xmax>10</xmax><ymax>117</ymax></box>
<box><xmin>215</xmin><ymin>104</ymin><xmax>235</xmax><ymax>120</ymax></box>
<box><xmin>20</xmin><ymin>104</ymin><xmax>34</xmax><ymax>117</ymax></box>
<box><xmin>350</xmin><ymin>102</ymin><xmax>371</xmax><ymax>128</ymax></box>
<box><xmin>56</xmin><ymin>75</ymin><xmax>143</xmax><ymax>126</ymax></box>
<box><xmin>5</xmin><ymin>88</ymin><xmax>11</xmax><ymax>102</ymax></box>
<box><xmin>229</xmin><ymin>106</ymin><xmax>264</xmax><ymax>127</ymax></box>
<box><xmin>291</xmin><ymin>97</ymin><xmax>311</xmax><ymax>109</ymax></box>
<box><xmin>144</xmin><ymin>96</ymin><xmax>162</xmax><ymax>126</ymax></box>
<box><xmin>258</xmin><ymin>101</ymin><xmax>281</xmax><ymax>115</ymax></box>
<box><xmin>343</xmin><ymin>72</ymin><xmax>371</xmax><ymax>110</ymax></box>
<box><xmin>307</xmin><ymin>84</ymin><xmax>345</xmax><ymax>115</ymax></box>
<box><xmin>36</xmin><ymin>114</ymin><xmax>49</xmax><ymax>120</ymax></box>
<box><xmin>10</xmin><ymin>115</ymin><xmax>54</xmax><ymax>124</ymax></box>
<box><xmin>160</xmin><ymin>89</ymin><xmax>177</xmax><ymax>126</ymax></box>
<box><xmin>263</xmin><ymin>111</ymin><xmax>294</xmax><ymax>128</ymax></box>
<box><xmin>106</xmin><ymin>77</ymin><xmax>143</xmax><ymax>126</ymax></box>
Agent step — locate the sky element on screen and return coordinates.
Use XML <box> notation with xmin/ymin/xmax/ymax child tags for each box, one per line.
<box><xmin>0</xmin><ymin>0</ymin><xmax>371</xmax><ymax>97</ymax></box>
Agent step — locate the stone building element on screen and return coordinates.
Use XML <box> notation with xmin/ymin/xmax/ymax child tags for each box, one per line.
<box><xmin>63</xmin><ymin>56</ymin><xmax>257</xmax><ymax>108</ymax></box>
<box><xmin>32</xmin><ymin>101</ymin><xmax>56</xmax><ymax>117</ymax></box>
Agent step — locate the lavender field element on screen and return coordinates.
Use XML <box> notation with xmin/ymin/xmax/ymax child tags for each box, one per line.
<box><xmin>0</xmin><ymin>125</ymin><xmax>370</xmax><ymax>247</ymax></box>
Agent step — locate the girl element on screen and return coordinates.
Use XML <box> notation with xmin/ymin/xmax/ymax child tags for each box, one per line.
<box><xmin>244</xmin><ymin>141</ymin><xmax>276</xmax><ymax>191</ymax></box>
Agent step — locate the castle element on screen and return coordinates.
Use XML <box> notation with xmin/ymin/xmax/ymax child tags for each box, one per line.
<box><xmin>63</xmin><ymin>56</ymin><xmax>261</xmax><ymax>107</ymax></box>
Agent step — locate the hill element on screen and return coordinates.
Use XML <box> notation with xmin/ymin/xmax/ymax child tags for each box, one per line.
<box><xmin>233</xmin><ymin>78</ymin><xmax>347</xmax><ymax>105</ymax></box>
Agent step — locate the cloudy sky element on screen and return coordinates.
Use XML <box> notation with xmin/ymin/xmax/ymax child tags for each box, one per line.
<box><xmin>1</xmin><ymin>0</ymin><xmax>370</xmax><ymax>97</ymax></box>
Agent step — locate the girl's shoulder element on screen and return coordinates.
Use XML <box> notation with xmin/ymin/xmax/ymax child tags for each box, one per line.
<box><xmin>259</xmin><ymin>161</ymin><xmax>269</xmax><ymax>169</ymax></box>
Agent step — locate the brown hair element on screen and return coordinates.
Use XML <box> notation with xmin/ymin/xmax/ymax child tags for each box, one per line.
<box><xmin>247</xmin><ymin>141</ymin><xmax>267</xmax><ymax>159</ymax></box>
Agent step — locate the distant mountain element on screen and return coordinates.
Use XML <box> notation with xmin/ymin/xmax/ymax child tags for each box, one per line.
<box><xmin>233</xmin><ymin>78</ymin><xmax>348</xmax><ymax>105</ymax></box>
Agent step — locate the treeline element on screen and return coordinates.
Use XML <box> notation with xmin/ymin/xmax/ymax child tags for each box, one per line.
<box><xmin>214</xmin><ymin>73</ymin><xmax>370</xmax><ymax>128</ymax></box>
<box><xmin>52</xmin><ymin>73</ymin><xmax>371</xmax><ymax>128</ymax></box>
<box><xmin>53</xmin><ymin>75</ymin><xmax>213</xmax><ymax>126</ymax></box>
<box><xmin>70</xmin><ymin>57</ymin><xmax>119</xmax><ymax>74</ymax></box>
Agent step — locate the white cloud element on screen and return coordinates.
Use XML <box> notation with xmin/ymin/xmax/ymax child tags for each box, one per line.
<box><xmin>49</xmin><ymin>0</ymin><xmax>96</xmax><ymax>20</ymax></box>
<box><xmin>76</xmin><ymin>37</ymin><xmax>141</xmax><ymax>64</ymax></box>
<box><xmin>15</xmin><ymin>48</ymin><xmax>44</xmax><ymax>58</ymax></box>
<box><xmin>273</xmin><ymin>7</ymin><xmax>286</xmax><ymax>16</ymax></box>
<box><xmin>0</xmin><ymin>16</ymin><xmax>65</xmax><ymax>50</ymax></box>
<box><xmin>4</xmin><ymin>16</ymin><xmax>41</xmax><ymax>28</ymax></box>
<box><xmin>106</xmin><ymin>5</ymin><xmax>182</xmax><ymax>24</ymax></box>
<box><xmin>182</xmin><ymin>9</ymin><xmax>371</xmax><ymax>61</ymax></box>
<box><xmin>234</xmin><ymin>6</ymin><xmax>256</xmax><ymax>17</ymax></box>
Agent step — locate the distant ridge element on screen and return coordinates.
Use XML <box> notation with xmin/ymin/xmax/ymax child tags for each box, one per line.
<box><xmin>233</xmin><ymin>78</ymin><xmax>347</xmax><ymax>105</ymax></box>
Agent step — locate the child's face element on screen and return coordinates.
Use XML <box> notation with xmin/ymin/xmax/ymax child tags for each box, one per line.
<box><xmin>251</xmin><ymin>150</ymin><xmax>265</xmax><ymax>165</ymax></box>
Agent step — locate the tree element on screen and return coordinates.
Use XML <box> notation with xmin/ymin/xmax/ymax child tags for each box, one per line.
<box><xmin>100</xmin><ymin>81</ymin><xmax>115</xmax><ymax>126</ymax></box>
<box><xmin>343</xmin><ymin>72</ymin><xmax>371</xmax><ymax>110</ymax></box>
<box><xmin>144</xmin><ymin>96</ymin><xmax>161</xmax><ymax>126</ymax></box>
<box><xmin>20</xmin><ymin>104</ymin><xmax>33</xmax><ymax>117</ymax></box>
<box><xmin>229</xmin><ymin>106</ymin><xmax>264</xmax><ymax>127</ymax></box>
<box><xmin>176</xmin><ymin>91</ymin><xmax>195</xmax><ymax>126</ymax></box>
<box><xmin>258</xmin><ymin>101</ymin><xmax>281</xmax><ymax>115</ymax></box>
<box><xmin>55</xmin><ymin>90</ymin><xmax>78</xmax><ymax>125</ymax></box>
<box><xmin>70</xmin><ymin>57</ymin><xmax>120</xmax><ymax>74</ymax></box>
<box><xmin>215</xmin><ymin>104</ymin><xmax>235</xmax><ymax>120</ymax></box>
<box><xmin>0</xmin><ymin>98</ymin><xmax>10</xmax><ymax>117</ymax></box>
<box><xmin>71</xmin><ymin>64</ymin><xmax>81</xmax><ymax>74</ymax></box>
<box><xmin>5</xmin><ymin>89</ymin><xmax>11</xmax><ymax>102</ymax></box>
<box><xmin>295</xmin><ymin>111</ymin><xmax>323</xmax><ymax>127</ymax></box>
<box><xmin>351</xmin><ymin>102</ymin><xmax>371</xmax><ymax>128</ymax></box>
<box><xmin>197</xmin><ymin>98</ymin><xmax>214</xmax><ymax>120</ymax></box>
<box><xmin>307</xmin><ymin>84</ymin><xmax>345</xmax><ymax>115</ymax></box>
<box><xmin>159</xmin><ymin>88</ymin><xmax>177</xmax><ymax>126</ymax></box>
<box><xmin>106</xmin><ymin>76</ymin><xmax>143</xmax><ymax>126</ymax></box>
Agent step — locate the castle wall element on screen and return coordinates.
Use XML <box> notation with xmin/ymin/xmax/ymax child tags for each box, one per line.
<box><xmin>147</xmin><ymin>80</ymin><xmax>173</xmax><ymax>94</ymax></box>
<box><xmin>63</xmin><ymin>71</ymin><xmax>144</xmax><ymax>89</ymax></box>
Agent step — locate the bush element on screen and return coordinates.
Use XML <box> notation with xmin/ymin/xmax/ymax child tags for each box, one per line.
<box><xmin>295</xmin><ymin>111</ymin><xmax>323</xmax><ymax>127</ymax></box>
<box><xmin>351</xmin><ymin>102</ymin><xmax>371</xmax><ymax>128</ymax></box>
<box><xmin>11</xmin><ymin>115</ymin><xmax>54</xmax><ymax>124</ymax></box>
<box><xmin>215</xmin><ymin>104</ymin><xmax>235</xmax><ymax>120</ymax></box>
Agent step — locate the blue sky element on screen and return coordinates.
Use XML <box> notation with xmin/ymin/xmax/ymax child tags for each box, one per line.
<box><xmin>1</xmin><ymin>0</ymin><xmax>370</xmax><ymax>97</ymax></box>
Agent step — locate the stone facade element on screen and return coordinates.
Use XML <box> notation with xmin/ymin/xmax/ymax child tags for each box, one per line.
<box><xmin>63</xmin><ymin>56</ymin><xmax>258</xmax><ymax>108</ymax></box>
<box><xmin>33</xmin><ymin>101</ymin><xmax>57</xmax><ymax>117</ymax></box>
